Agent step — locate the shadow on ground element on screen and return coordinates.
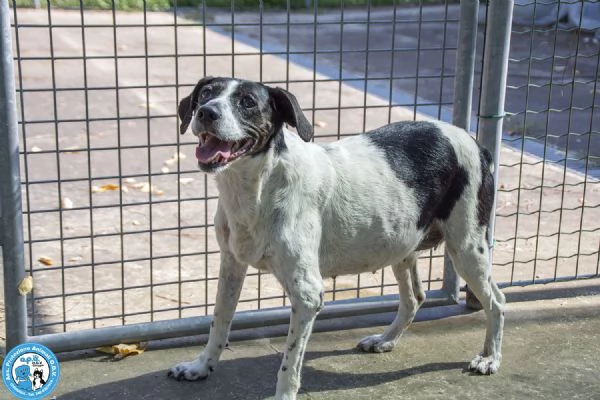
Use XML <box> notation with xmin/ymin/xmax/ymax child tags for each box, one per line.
<box><xmin>59</xmin><ymin>349</ymin><xmax>465</xmax><ymax>400</ymax></box>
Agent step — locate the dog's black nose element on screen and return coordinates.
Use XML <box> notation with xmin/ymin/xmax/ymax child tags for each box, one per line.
<box><xmin>198</xmin><ymin>105</ymin><xmax>221</xmax><ymax>121</ymax></box>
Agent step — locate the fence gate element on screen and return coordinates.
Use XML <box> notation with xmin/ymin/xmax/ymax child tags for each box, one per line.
<box><xmin>1</xmin><ymin>0</ymin><xmax>598</xmax><ymax>354</ymax></box>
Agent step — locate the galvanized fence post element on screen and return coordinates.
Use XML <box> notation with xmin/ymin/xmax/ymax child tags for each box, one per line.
<box><xmin>443</xmin><ymin>0</ymin><xmax>480</xmax><ymax>303</ymax></box>
<box><xmin>0</xmin><ymin>0</ymin><xmax>28</xmax><ymax>351</ymax></box>
<box><xmin>478</xmin><ymin>0</ymin><xmax>514</xmax><ymax>259</ymax></box>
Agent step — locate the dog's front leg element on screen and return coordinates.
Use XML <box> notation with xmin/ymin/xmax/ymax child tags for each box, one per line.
<box><xmin>275</xmin><ymin>265</ymin><xmax>324</xmax><ymax>400</ymax></box>
<box><xmin>169</xmin><ymin>251</ymin><xmax>247</xmax><ymax>381</ymax></box>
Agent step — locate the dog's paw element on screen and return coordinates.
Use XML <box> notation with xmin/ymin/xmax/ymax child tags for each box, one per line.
<box><xmin>167</xmin><ymin>359</ymin><xmax>213</xmax><ymax>381</ymax></box>
<box><xmin>468</xmin><ymin>353</ymin><xmax>500</xmax><ymax>375</ymax></box>
<box><xmin>356</xmin><ymin>334</ymin><xmax>395</xmax><ymax>353</ymax></box>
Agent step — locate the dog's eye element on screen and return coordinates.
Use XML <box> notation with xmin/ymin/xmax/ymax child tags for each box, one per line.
<box><xmin>241</xmin><ymin>96</ymin><xmax>256</xmax><ymax>108</ymax></box>
<box><xmin>200</xmin><ymin>88</ymin><xmax>212</xmax><ymax>100</ymax></box>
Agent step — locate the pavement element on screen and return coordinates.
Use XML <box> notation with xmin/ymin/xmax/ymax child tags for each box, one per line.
<box><xmin>209</xmin><ymin>4</ymin><xmax>600</xmax><ymax>175</ymax></box>
<box><xmin>2</xmin><ymin>280</ymin><xmax>599</xmax><ymax>400</ymax></box>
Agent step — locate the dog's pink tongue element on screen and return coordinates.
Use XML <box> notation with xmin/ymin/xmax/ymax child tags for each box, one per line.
<box><xmin>196</xmin><ymin>136</ymin><xmax>232</xmax><ymax>163</ymax></box>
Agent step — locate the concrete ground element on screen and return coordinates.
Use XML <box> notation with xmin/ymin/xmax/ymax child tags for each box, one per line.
<box><xmin>2</xmin><ymin>280</ymin><xmax>598</xmax><ymax>400</ymax></box>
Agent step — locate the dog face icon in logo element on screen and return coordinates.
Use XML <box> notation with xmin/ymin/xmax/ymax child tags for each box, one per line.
<box><xmin>14</xmin><ymin>364</ymin><xmax>32</xmax><ymax>391</ymax></box>
<box><xmin>2</xmin><ymin>343</ymin><xmax>60</xmax><ymax>399</ymax></box>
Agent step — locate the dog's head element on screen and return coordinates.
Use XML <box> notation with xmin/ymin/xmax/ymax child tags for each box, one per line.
<box><xmin>178</xmin><ymin>77</ymin><xmax>313</xmax><ymax>173</ymax></box>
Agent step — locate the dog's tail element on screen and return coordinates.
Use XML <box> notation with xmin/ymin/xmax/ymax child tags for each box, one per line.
<box><xmin>477</xmin><ymin>146</ymin><xmax>495</xmax><ymax>232</ymax></box>
<box><xmin>481</xmin><ymin>147</ymin><xmax>493</xmax><ymax>173</ymax></box>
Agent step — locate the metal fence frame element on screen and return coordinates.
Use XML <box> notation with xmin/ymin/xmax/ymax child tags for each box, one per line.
<box><xmin>10</xmin><ymin>0</ymin><xmax>599</xmax><ymax>355</ymax></box>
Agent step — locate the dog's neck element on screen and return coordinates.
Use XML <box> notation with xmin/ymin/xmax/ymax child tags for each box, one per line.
<box><xmin>214</xmin><ymin>131</ymin><xmax>281</xmax><ymax>223</ymax></box>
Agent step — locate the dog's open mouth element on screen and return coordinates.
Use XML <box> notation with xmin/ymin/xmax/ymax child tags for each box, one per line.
<box><xmin>196</xmin><ymin>132</ymin><xmax>254</xmax><ymax>165</ymax></box>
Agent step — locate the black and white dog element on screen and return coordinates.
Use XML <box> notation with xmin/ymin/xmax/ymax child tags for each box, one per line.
<box><xmin>168</xmin><ymin>77</ymin><xmax>505</xmax><ymax>399</ymax></box>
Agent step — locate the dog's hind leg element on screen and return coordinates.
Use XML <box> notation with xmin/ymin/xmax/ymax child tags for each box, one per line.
<box><xmin>445</xmin><ymin>229</ymin><xmax>505</xmax><ymax>374</ymax></box>
<box><xmin>357</xmin><ymin>253</ymin><xmax>425</xmax><ymax>353</ymax></box>
<box><xmin>168</xmin><ymin>251</ymin><xmax>248</xmax><ymax>381</ymax></box>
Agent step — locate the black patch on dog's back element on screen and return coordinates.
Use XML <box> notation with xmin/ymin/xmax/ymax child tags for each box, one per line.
<box><xmin>367</xmin><ymin>121</ymin><xmax>468</xmax><ymax>229</ymax></box>
<box><xmin>477</xmin><ymin>147</ymin><xmax>494</xmax><ymax>226</ymax></box>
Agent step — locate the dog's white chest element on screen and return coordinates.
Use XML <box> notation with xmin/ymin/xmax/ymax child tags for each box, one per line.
<box><xmin>224</xmin><ymin>219</ymin><xmax>270</xmax><ymax>268</ymax></box>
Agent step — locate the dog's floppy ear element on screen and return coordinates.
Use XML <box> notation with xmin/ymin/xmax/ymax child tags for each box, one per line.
<box><xmin>178</xmin><ymin>77</ymin><xmax>214</xmax><ymax>135</ymax></box>
<box><xmin>269</xmin><ymin>87</ymin><xmax>313</xmax><ymax>142</ymax></box>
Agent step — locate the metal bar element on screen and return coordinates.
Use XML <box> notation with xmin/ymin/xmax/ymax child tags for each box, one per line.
<box><xmin>578</xmin><ymin>46</ymin><xmax>600</xmax><ymax>275</ymax></box>
<box><xmin>478</xmin><ymin>0</ymin><xmax>515</xmax><ymax>254</ymax></box>
<box><xmin>496</xmin><ymin>274</ymin><xmax>600</xmax><ymax>290</ymax></box>
<box><xmin>258</xmin><ymin>0</ymin><xmax>265</xmax><ymax>309</ymax></box>
<box><xmin>452</xmin><ymin>0</ymin><xmax>478</xmax><ymax>131</ymax></box>
<box><xmin>509</xmin><ymin>0</ymin><xmax>537</xmax><ymax>285</ymax></box>
<box><xmin>110</xmin><ymin>0</ymin><xmax>126</xmax><ymax>325</ymax></box>
<box><xmin>442</xmin><ymin>0</ymin><xmax>480</xmax><ymax>303</ymax></box>
<box><xmin>142</xmin><ymin>0</ymin><xmax>155</xmax><ymax>322</ymax></box>
<box><xmin>174</xmin><ymin>0</ymin><xmax>183</xmax><ymax>319</ymax></box>
<box><xmin>531</xmin><ymin>1</ymin><xmax>562</xmax><ymax>284</ymax></box>
<box><xmin>31</xmin><ymin>290</ymin><xmax>454</xmax><ymax>354</ymax></box>
<box><xmin>552</xmin><ymin>3</ymin><xmax>585</xmax><ymax>281</ymax></box>
<box><xmin>78</xmin><ymin>0</ymin><xmax>97</xmax><ymax>331</ymax></box>
<box><xmin>357</xmin><ymin>0</ymin><xmax>373</xmax><ymax>299</ymax></box>
<box><xmin>13</xmin><ymin>47</ymin><xmax>460</xmax><ymax>62</ymax></box>
<box><xmin>10</xmin><ymin>0</ymin><xmax>34</xmax><ymax>339</ymax></box>
<box><xmin>12</xmin><ymin>19</ymin><xmax>461</xmax><ymax>29</ymax></box>
<box><xmin>201</xmin><ymin>0</ymin><xmax>209</xmax><ymax>318</ymax></box>
<box><xmin>46</xmin><ymin>0</ymin><xmax>67</xmax><ymax>333</ymax></box>
<box><xmin>0</xmin><ymin>0</ymin><xmax>27</xmax><ymax>350</ymax></box>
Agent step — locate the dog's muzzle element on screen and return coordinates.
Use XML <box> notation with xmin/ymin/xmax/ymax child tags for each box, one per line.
<box><xmin>196</xmin><ymin>132</ymin><xmax>254</xmax><ymax>166</ymax></box>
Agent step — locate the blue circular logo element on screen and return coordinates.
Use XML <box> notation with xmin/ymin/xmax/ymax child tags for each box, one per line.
<box><xmin>2</xmin><ymin>343</ymin><xmax>60</xmax><ymax>399</ymax></box>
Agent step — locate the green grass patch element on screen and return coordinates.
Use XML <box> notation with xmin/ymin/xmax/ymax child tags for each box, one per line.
<box><xmin>12</xmin><ymin>0</ymin><xmax>449</xmax><ymax>12</ymax></box>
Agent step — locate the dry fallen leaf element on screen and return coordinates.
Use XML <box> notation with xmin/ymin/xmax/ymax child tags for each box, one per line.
<box><xmin>61</xmin><ymin>197</ymin><xmax>73</xmax><ymax>209</ymax></box>
<box><xmin>68</xmin><ymin>256</ymin><xmax>82</xmax><ymax>262</ymax></box>
<box><xmin>92</xmin><ymin>184</ymin><xmax>121</xmax><ymax>193</ymax></box>
<box><xmin>164</xmin><ymin>152</ymin><xmax>186</xmax><ymax>166</ymax></box>
<box><xmin>138</xmin><ymin>102</ymin><xmax>159</xmax><ymax>109</ymax></box>
<box><xmin>31</xmin><ymin>146</ymin><xmax>42</xmax><ymax>152</ymax></box>
<box><xmin>65</xmin><ymin>146</ymin><xmax>81</xmax><ymax>154</ymax></box>
<box><xmin>101</xmin><ymin>183</ymin><xmax>120</xmax><ymax>191</ymax></box>
<box><xmin>96</xmin><ymin>343</ymin><xmax>146</xmax><ymax>361</ymax></box>
<box><xmin>121</xmin><ymin>186</ymin><xmax>129</xmax><ymax>193</ymax></box>
<box><xmin>153</xmin><ymin>189</ymin><xmax>164</xmax><ymax>196</ymax></box>
<box><xmin>179</xmin><ymin>178</ymin><xmax>194</xmax><ymax>185</ymax></box>
<box><xmin>124</xmin><ymin>177</ymin><xmax>137</xmax><ymax>184</ymax></box>
<box><xmin>18</xmin><ymin>276</ymin><xmax>33</xmax><ymax>295</ymax></box>
<box><xmin>38</xmin><ymin>256</ymin><xmax>53</xmax><ymax>266</ymax></box>
<box><xmin>140</xmin><ymin>183</ymin><xmax>153</xmax><ymax>193</ymax></box>
<box><xmin>314</xmin><ymin>120</ymin><xmax>327</xmax><ymax>128</ymax></box>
